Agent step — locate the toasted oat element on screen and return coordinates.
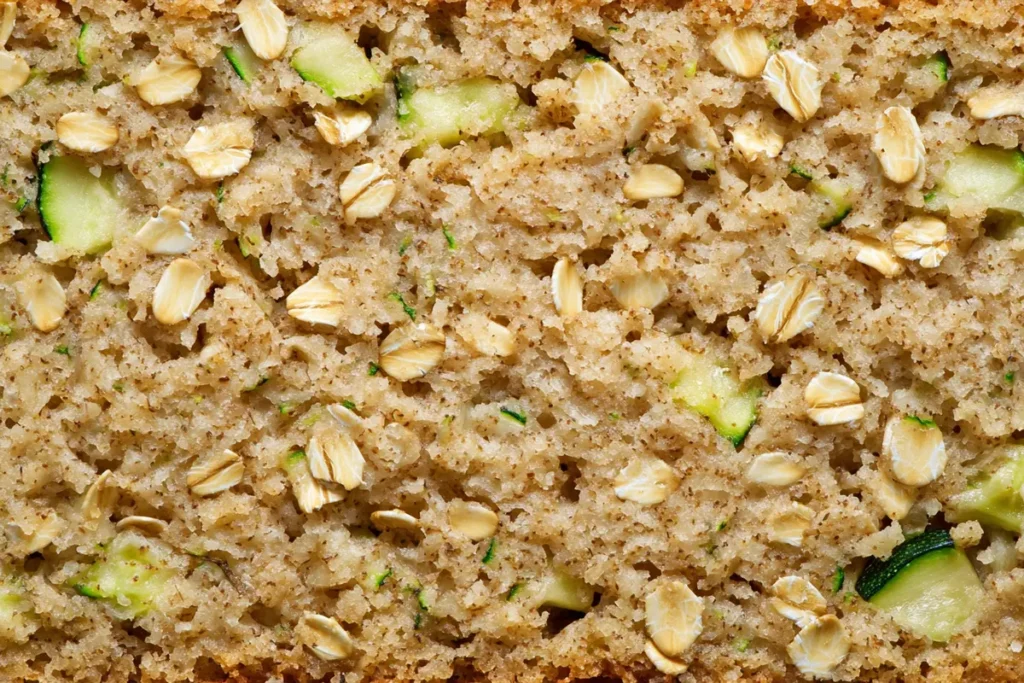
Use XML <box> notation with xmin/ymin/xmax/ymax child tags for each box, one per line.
<box><xmin>762</xmin><ymin>50</ymin><xmax>822</xmax><ymax>123</ymax></box>
<box><xmin>967</xmin><ymin>87</ymin><xmax>1024</xmax><ymax>120</ymax></box>
<box><xmin>683</xmin><ymin>118</ymin><xmax>722</xmax><ymax>172</ymax></box>
<box><xmin>854</xmin><ymin>239</ymin><xmax>904</xmax><ymax>277</ymax></box>
<box><xmin>287</xmin><ymin>450</ymin><xmax>343</xmax><ymax>514</ymax></box>
<box><xmin>314</xmin><ymin>105</ymin><xmax>372</xmax><ymax>146</ymax></box>
<box><xmin>731</xmin><ymin>123</ymin><xmax>784</xmax><ymax>163</ymax></box>
<box><xmin>326</xmin><ymin>403</ymin><xmax>362</xmax><ymax>430</ymax></box>
<box><xmin>152</xmin><ymin>258</ymin><xmax>210</xmax><ymax>325</ymax></box>
<box><xmin>135</xmin><ymin>206</ymin><xmax>196</xmax><ymax>255</ymax></box>
<box><xmin>747</xmin><ymin>452</ymin><xmax>806</xmax><ymax>487</ymax></box>
<box><xmin>551</xmin><ymin>258</ymin><xmax>583</xmax><ymax>319</ymax></box>
<box><xmin>182</xmin><ymin>120</ymin><xmax>254</xmax><ymax>179</ymax></box>
<box><xmin>755</xmin><ymin>266</ymin><xmax>824</xmax><ymax>344</ymax></box>
<box><xmin>892</xmin><ymin>216</ymin><xmax>949</xmax><ymax>268</ymax></box>
<box><xmin>458</xmin><ymin>313</ymin><xmax>515</xmax><ymax>357</ymax></box>
<box><xmin>307</xmin><ymin>425</ymin><xmax>364</xmax><ymax>490</ymax></box>
<box><xmin>644</xmin><ymin>640</ymin><xmax>689</xmax><ymax>675</ymax></box>
<box><xmin>17</xmin><ymin>271</ymin><xmax>66</xmax><ymax>333</ymax></box>
<box><xmin>865</xmin><ymin>468</ymin><xmax>914</xmax><ymax>520</ymax></box>
<box><xmin>448</xmin><ymin>500</ymin><xmax>499</xmax><ymax>540</ymax></box>
<box><xmin>234</xmin><ymin>0</ymin><xmax>288</xmax><ymax>61</ymax></box>
<box><xmin>610</xmin><ymin>273</ymin><xmax>669</xmax><ymax>311</ymax></box>
<box><xmin>771</xmin><ymin>576</ymin><xmax>828</xmax><ymax>628</ymax></box>
<box><xmin>115</xmin><ymin>516</ymin><xmax>167</xmax><ymax>536</ymax></box>
<box><xmin>645</xmin><ymin>580</ymin><xmax>705</xmax><ymax>658</ymax></box>
<box><xmin>286</xmin><ymin>275</ymin><xmax>346</xmax><ymax>327</ymax></box>
<box><xmin>613</xmin><ymin>458</ymin><xmax>680</xmax><ymax>505</ymax></box>
<box><xmin>378</xmin><ymin>322</ymin><xmax>446</xmax><ymax>381</ymax></box>
<box><xmin>80</xmin><ymin>471</ymin><xmax>114</xmax><ymax>520</ymax></box>
<box><xmin>572</xmin><ymin>60</ymin><xmax>630</xmax><ymax>116</ymax></box>
<box><xmin>769</xmin><ymin>502</ymin><xmax>814</xmax><ymax>547</ymax></box>
<box><xmin>0</xmin><ymin>2</ymin><xmax>15</xmax><ymax>47</ymax></box>
<box><xmin>625</xmin><ymin>98</ymin><xmax>665</xmax><ymax>146</ymax></box>
<box><xmin>711</xmin><ymin>27</ymin><xmax>769</xmax><ymax>78</ymax></box>
<box><xmin>0</xmin><ymin>50</ymin><xmax>29</xmax><ymax>97</ymax></box>
<box><xmin>339</xmin><ymin>162</ymin><xmax>396</xmax><ymax>224</ymax></box>
<box><xmin>872</xmin><ymin>106</ymin><xmax>925</xmax><ymax>184</ymax></box>
<box><xmin>787</xmin><ymin>615</ymin><xmax>850</xmax><ymax>677</ymax></box>
<box><xmin>136</xmin><ymin>54</ymin><xmax>202</xmax><ymax>106</ymax></box>
<box><xmin>187</xmin><ymin>449</ymin><xmax>245</xmax><ymax>496</ymax></box>
<box><xmin>297</xmin><ymin>612</ymin><xmax>356</xmax><ymax>661</ymax></box>
<box><xmin>370</xmin><ymin>509</ymin><xmax>419</xmax><ymax>531</ymax></box>
<box><xmin>56</xmin><ymin>112</ymin><xmax>119</xmax><ymax>153</ymax></box>
<box><xmin>883</xmin><ymin>416</ymin><xmax>947</xmax><ymax>487</ymax></box>
<box><xmin>804</xmin><ymin>372</ymin><xmax>864</xmax><ymax>426</ymax></box>
<box><xmin>623</xmin><ymin>164</ymin><xmax>684</xmax><ymax>200</ymax></box>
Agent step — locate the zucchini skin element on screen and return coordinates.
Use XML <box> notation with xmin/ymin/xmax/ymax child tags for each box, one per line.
<box><xmin>820</xmin><ymin>205</ymin><xmax>851</xmax><ymax>231</ymax></box>
<box><xmin>855</xmin><ymin>529</ymin><xmax>954</xmax><ymax>601</ymax></box>
<box><xmin>394</xmin><ymin>71</ymin><xmax>416</xmax><ymax>123</ymax></box>
<box><xmin>76</xmin><ymin>23</ymin><xmax>91</xmax><ymax>66</ymax></box>
<box><xmin>36</xmin><ymin>158</ymin><xmax>54</xmax><ymax>239</ymax></box>
<box><xmin>224</xmin><ymin>48</ymin><xmax>249</xmax><ymax>83</ymax></box>
<box><xmin>926</xmin><ymin>51</ymin><xmax>950</xmax><ymax>82</ymax></box>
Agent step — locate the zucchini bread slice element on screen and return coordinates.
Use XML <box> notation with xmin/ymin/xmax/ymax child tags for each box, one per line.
<box><xmin>1</xmin><ymin>0</ymin><xmax>1024</xmax><ymax>681</ymax></box>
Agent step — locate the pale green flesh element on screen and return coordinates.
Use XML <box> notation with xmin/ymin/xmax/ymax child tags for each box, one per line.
<box><xmin>932</xmin><ymin>144</ymin><xmax>1024</xmax><ymax>212</ymax></box>
<box><xmin>400</xmin><ymin>78</ymin><xmax>520</xmax><ymax>147</ymax></box>
<box><xmin>811</xmin><ymin>179</ymin><xmax>852</xmax><ymax>229</ymax></box>
<box><xmin>671</xmin><ymin>355</ymin><xmax>761</xmax><ymax>445</ymax></box>
<box><xmin>38</xmin><ymin>156</ymin><xmax>121</xmax><ymax>254</ymax></box>
<box><xmin>949</xmin><ymin>449</ymin><xmax>1024</xmax><ymax>532</ymax></box>
<box><xmin>291</xmin><ymin>34</ymin><xmax>382</xmax><ymax>102</ymax></box>
<box><xmin>540</xmin><ymin>569</ymin><xmax>594</xmax><ymax>612</ymax></box>
<box><xmin>72</xmin><ymin>535</ymin><xmax>173</xmax><ymax>617</ymax></box>
<box><xmin>713</xmin><ymin>391</ymin><xmax>761</xmax><ymax>442</ymax></box>
<box><xmin>869</xmin><ymin>547</ymin><xmax>982</xmax><ymax>642</ymax></box>
<box><xmin>224</xmin><ymin>43</ymin><xmax>260</xmax><ymax>83</ymax></box>
<box><xmin>924</xmin><ymin>52</ymin><xmax>950</xmax><ymax>82</ymax></box>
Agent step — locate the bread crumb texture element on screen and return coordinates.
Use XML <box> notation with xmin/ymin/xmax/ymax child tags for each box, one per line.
<box><xmin>3</xmin><ymin>0</ymin><xmax>1024</xmax><ymax>681</ymax></box>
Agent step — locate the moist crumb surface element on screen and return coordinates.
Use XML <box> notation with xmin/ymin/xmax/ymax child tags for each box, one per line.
<box><xmin>2</xmin><ymin>1</ymin><xmax>1024</xmax><ymax>681</ymax></box>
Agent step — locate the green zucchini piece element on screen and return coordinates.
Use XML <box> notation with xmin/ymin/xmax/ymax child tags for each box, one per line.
<box><xmin>948</xmin><ymin>447</ymin><xmax>1024</xmax><ymax>532</ymax></box>
<box><xmin>37</xmin><ymin>155</ymin><xmax>122</xmax><ymax>254</ymax></box>
<box><xmin>856</xmin><ymin>530</ymin><xmax>981</xmax><ymax>642</ymax></box>
<box><xmin>76</xmin><ymin>23</ymin><xmax>92</xmax><ymax>67</ymax></box>
<box><xmin>394</xmin><ymin>68</ymin><xmax>418</xmax><ymax>123</ymax></box>
<box><xmin>224</xmin><ymin>42</ymin><xmax>259</xmax><ymax>83</ymax></box>
<box><xmin>399</xmin><ymin>77</ymin><xmax>521</xmax><ymax>148</ymax></box>
<box><xmin>290</xmin><ymin>28</ymin><xmax>382</xmax><ymax>103</ymax></box>
<box><xmin>924</xmin><ymin>51</ymin><xmax>950</xmax><ymax>83</ymax></box>
<box><xmin>930</xmin><ymin>144</ymin><xmax>1024</xmax><ymax>213</ymax></box>
<box><xmin>482</xmin><ymin>537</ymin><xmax>498</xmax><ymax>564</ymax></box>
<box><xmin>811</xmin><ymin>178</ymin><xmax>852</xmax><ymax>230</ymax></box>
<box><xmin>855</xmin><ymin>529</ymin><xmax>954</xmax><ymax>600</ymax></box>
<box><xmin>789</xmin><ymin>163</ymin><xmax>814</xmax><ymax>181</ymax></box>
<box><xmin>71</xmin><ymin>534</ymin><xmax>175</xmax><ymax>617</ymax></box>
<box><xmin>540</xmin><ymin>568</ymin><xmax>594</xmax><ymax>612</ymax></box>
<box><xmin>671</xmin><ymin>353</ymin><xmax>763</xmax><ymax>446</ymax></box>
<box><xmin>366</xmin><ymin>566</ymin><xmax>392</xmax><ymax>590</ymax></box>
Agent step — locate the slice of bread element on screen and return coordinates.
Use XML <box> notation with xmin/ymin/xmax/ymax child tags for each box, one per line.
<box><xmin>2</xmin><ymin>0</ymin><xmax>1024</xmax><ymax>681</ymax></box>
